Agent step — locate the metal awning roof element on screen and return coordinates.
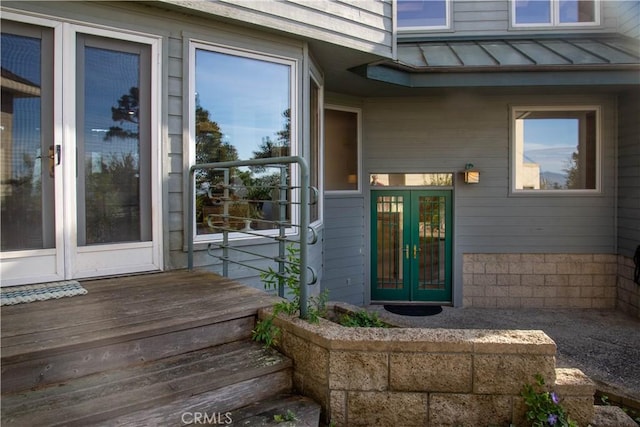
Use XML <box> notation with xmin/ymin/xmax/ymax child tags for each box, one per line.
<box><xmin>353</xmin><ymin>35</ymin><xmax>640</xmax><ymax>87</ymax></box>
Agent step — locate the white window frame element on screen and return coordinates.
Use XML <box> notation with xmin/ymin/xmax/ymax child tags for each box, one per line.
<box><xmin>309</xmin><ymin>63</ymin><xmax>324</xmax><ymax>226</ymax></box>
<box><xmin>324</xmin><ymin>105</ymin><xmax>362</xmax><ymax>195</ymax></box>
<box><xmin>188</xmin><ymin>40</ymin><xmax>299</xmax><ymax>243</ymax></box>
<box><xmin>511</xmin><ymin>0</ymin><xmax>601</xmax><ymax>28</ymax></box>
<box><xmin>510</xmin><ymin>105</ymin><xmax>601</xmax><ymax>195</ymax></box>
<box><xmin>396</xmin><ymin>0</ymin><xmax>452</xmax><ymax>32</ymax></box>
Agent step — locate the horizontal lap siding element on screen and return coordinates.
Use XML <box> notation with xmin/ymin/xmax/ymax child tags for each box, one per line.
<box><xmin>617</xmin><ymin>90</ymin><xmax>640</xmax><ymax>258</ymax></box>
<box><xmin>156</xmin><ymin>0</ymin><xmax>393</xmax><ymax>58</ymax></box>
<box><xmin>363</xmin><ymin>93</ymin><xmax>617</xmax><ymax>255</ymax></box>
<box><xmin>323</xmin><ymin>196</ymin><xmax>365</xmax><ymax>305</ymax></box>
<box><xmin>453</xmin><ymin>1</ymin><xmax>509</xmax><ymax>35</ymax></box>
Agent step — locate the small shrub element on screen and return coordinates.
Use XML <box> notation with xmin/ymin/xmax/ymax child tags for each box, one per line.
<box><xmin>252</xmin><ymin>316</ymin><xmax>280</xmax><ymax>349</ymax></box>
<box><xmin>252</xmin><ymin>244</ymin><xmax>328</xmax><ymax>348</ymax></box>
<box><xmin>273</xmin><ymin>409</ymin><xmax>297</xmax><ymax>423</ymax></box>
<box><xmin>339</xmin><ymin>310</ymin><xmax>388</xmax><ymax>328</ymax></box>
<box><xmin>521</xmin><ymin>374</ymin><xmax>577</xmax><ymax>427</ymax></box>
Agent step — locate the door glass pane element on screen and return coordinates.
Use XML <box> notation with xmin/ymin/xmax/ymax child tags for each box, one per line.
<box><xmin>80</xmin><ymin>40</ymin><xmax>148</xmax><ymax>245</ymax></box>
<box><xmin>417</xmin><ymin>196</ymin><xmax>446</xmax><ymax>290</ymax></box>
<box><xmin>1</xmin><ymin>27</ymin><xmax>54</xmax><ymax>251</ymax></box>
<box><xmin>370</xmin><ymin>173</ymin><xmax>452</xmax><ymax>187</ymax></box>
<box><xmin>375</xmin><ymin>195</ymin><xmax>404</xmax><ymax>290</ymax></box>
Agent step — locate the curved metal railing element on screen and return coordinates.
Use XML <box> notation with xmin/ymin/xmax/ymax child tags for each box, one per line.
<box><xmin>187</xmin><ymin>156</ymin><xmax>316</xmax><ymax>318</ymax></box>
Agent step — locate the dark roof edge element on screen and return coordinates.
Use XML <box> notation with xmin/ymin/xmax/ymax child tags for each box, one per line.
<box><xmin>352</xmin><ymin>64</ymin><xmax>640</xmax><ymax>88</ymax></box>
<box><xmin>387</xmin><ymin>62</ymin><xmax>640</xmax><ymax>74</ymax></box>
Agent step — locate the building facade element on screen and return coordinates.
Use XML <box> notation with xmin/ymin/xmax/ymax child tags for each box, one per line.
<box><xmin>1</xmin><ymin>0</ymin><xmax>638</xmax><ymax>317</ymax></box>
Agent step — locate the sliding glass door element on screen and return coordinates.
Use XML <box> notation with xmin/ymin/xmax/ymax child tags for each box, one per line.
<box><xmin>1</xmin><ymin>18</ymin><xmax>160</xmax><ymax>286</ymax></box>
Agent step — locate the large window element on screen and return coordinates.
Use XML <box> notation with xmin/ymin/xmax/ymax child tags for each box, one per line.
<box><xmin>191</xmin><ymin>43</ymin><xmax>295</xmax><ymax>237</ymax></box>
<box><xmin>512</xmin><ymin>106</ymin><xmax>599</xmax><ymax>192</ymax></box>
<box><xmin>397</xmin><ymin>0</ymin><xmax>450</xmax><ymax>31</ymax></box>
<box><xmin>513</xmin><ymin>0</ymin><xmax>599</xmax><ymax>27</ymax></box>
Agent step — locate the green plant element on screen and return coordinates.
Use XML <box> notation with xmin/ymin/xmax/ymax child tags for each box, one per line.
<box><xmin>521</xmin><ymin>374</ymin><xmax>577</xmax><ymax>427</ymax></box>
<box><xmin>261</xmin><ymin>245</ymin><xmax>328</xmax><ymax>322</ymax></box>
<box><xmin>252</xmin><ymin>244</ymin><xmax>328</xmax><ymax>348</ymax></box>
<box><xmin>339</xmin><ymin>310</ymin><xmax>388</xmax><ymax>328</ymax></box>
<box><xmin>273</xmin><ymin>409</ymin><xmax>297</xmax><ymax>423</ymax></box>
<box><xmin>251</xmin><ymin>316</ymin><xmax>280</xmax><ymax>348</ymax></box>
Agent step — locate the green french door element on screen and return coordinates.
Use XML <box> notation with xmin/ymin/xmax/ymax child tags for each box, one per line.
<box><xmin>371</xmin><ymin>190</ymin><xmax>452</xmax><ymax>302</ymax></box>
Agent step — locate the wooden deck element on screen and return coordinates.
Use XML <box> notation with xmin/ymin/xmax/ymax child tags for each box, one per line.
<box><xmin>1</xmin><ymin>270</ymin><xmax>279</xmax><ymax>369</ymax></box>
<box><xmin>1</xmin><ymin>271</ymin><xmax>324</xmax><ymax>426</ymax></box>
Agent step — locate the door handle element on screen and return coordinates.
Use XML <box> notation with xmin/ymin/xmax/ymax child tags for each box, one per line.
<box><xmin>414</xmin><ymin>245</ymin><xmax>417</xmax><ymax>259</ymax></box>
<box><xmin>404</xmin><ymin>245</ymin><xmax>409</xmax><ymax>259</ymax></box>
<box><xmin>48</xmin><ymin>145</ymin><xmax>61</xmax><ymax>177</ymax></box>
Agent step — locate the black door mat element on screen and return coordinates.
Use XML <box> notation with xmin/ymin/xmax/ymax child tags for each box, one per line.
<box><xmin>384</xmin><ymin>304</ymin><xmax>443</xmax><ymax>317</ymax></box>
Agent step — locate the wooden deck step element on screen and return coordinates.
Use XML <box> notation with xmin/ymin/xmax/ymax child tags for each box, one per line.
<box><xmin>229</xmin><ymin>394</ymin><xmax>321</xmax><ymax>426</ymax></box>
<box><xmin>1</xmin><ymin>271</ymin><xmax>281</xmax><ymax>394</ymax></box>
<box><xmin>1</xmin><ymin>340</ymin><xmax>293</xmax><ymax>427</ymax></box>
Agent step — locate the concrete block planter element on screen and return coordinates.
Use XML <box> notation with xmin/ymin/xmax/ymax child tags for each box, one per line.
<box><xmin>259</xmin><ymin>303</ymin><xmax>595</xmax><ymax>426</ymax></box>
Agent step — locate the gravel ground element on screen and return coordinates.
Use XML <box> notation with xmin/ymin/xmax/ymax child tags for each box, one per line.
<box><xmin>366</xmin><ymin>305</ymin><xmax>640</xmax><ymax>402</ymax></box>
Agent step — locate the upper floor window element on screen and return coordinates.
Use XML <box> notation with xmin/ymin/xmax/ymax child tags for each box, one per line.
<box><xmin>512</xmin><ymin>106</ymin><xmax>600</xmax><ymax>193</ymax></box>
<box><xmin>513</xmin><ymin>0</ymin><xmax>600</xmax><ymax>27</ymax></box>
<box><xmin>397</xmin><ymin>0</ymin><xmax>450</xmax><ymax>31</ymax></box>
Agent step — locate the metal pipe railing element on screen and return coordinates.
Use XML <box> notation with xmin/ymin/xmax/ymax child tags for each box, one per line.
<box><xmin>188</xmin><ymin>156</ymin><xmax>312</xmax><ymax>318</ymax></box>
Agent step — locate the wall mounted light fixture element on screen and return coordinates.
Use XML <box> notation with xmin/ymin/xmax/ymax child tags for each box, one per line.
<box><xmin>464</xmin><ymin>163</ymin><xmax>480</xmax><ymax>184</ymax></box>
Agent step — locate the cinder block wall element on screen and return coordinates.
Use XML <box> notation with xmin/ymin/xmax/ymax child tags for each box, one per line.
<box><xmin>267</xmin><ymin>308</ymin><xmax>595</xmax><ymax>427</ymax></box>
<box><xmin>463</xmin><ymin>254</ymin><xmax>618</xmax><ymax>309</ymax></box>
<box><xmin>617</xmin><ymin>255</ymin><xmax>640</xmax><ymax>318</ymax></box>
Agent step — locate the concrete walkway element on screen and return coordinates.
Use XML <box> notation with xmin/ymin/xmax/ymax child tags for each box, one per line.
<box><xmin>367</xmin><ymin>306</ymin><xmax>640</xmax><ymax>403</ymax></box>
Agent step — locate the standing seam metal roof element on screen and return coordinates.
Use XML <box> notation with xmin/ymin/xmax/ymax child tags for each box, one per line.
<box><xmin>396</xmin><ymin>36</ymin><xmax>640</xmax><ymax>70</ymax></box>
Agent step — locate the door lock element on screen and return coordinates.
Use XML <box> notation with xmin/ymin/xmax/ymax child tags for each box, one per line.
<box><xmin>48</xmin><ymin>145</ymin><xmax>61</xmax><ymax>177</ymax></box>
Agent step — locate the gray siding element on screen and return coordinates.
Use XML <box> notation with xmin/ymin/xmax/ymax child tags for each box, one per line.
<box><xmin>323</xmin><ymin>196</ymin><xmax>366</xmax><ymax>305</ymax></box>
<box><xmin>156</xmin><ymin>0</ymin><xmax>394</xmax><ymax>58</ymax></box>
<box><xmin>400</xmin><ymin>0</ymin><xmax>624</xmax><ymax>39</ymax></box>
<box><xmin>617</xmin><ymin>90</ymin><xmax>640</xmax><ymax>258</ymax></box>
<box><xmin>363</xmin><ymin>93</ymin><xmax>618</xmax><ymax>255</ymax></box>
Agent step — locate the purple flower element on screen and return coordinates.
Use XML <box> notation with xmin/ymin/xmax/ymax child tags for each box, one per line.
<box><xmin>551</xmin><ymin>392</ymin><xmax>559</xmax><ymax>404</ymax></box>
<box><xmin>547</xmin><ymin>414</ymin><xmax>558</xmax><ymax>425</ymax></box>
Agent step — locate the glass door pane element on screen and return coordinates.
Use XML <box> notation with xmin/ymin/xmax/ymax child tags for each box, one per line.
<box><xmin>76</xmin><ymin>35</ymin><xmax>151</xmax><ymax>246</ymax></box>
<box><xmin>1</xmin><ymin>25</ymin><xmax>55</xmax><ymax>251</ymax></box>
<box><xmin>416</xmin><ymin>195</ymin><xmax>446</xmax><ymax>289</ymax></box>
<box><xmin>412</xmin><ymin>191</ymin><xmax>451</xmax><ymax>302</ymax></box>
<box><xmin>371</xmin><ymin>191</ymin><xmax>410</xmax><ymax>301</ymax></box>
